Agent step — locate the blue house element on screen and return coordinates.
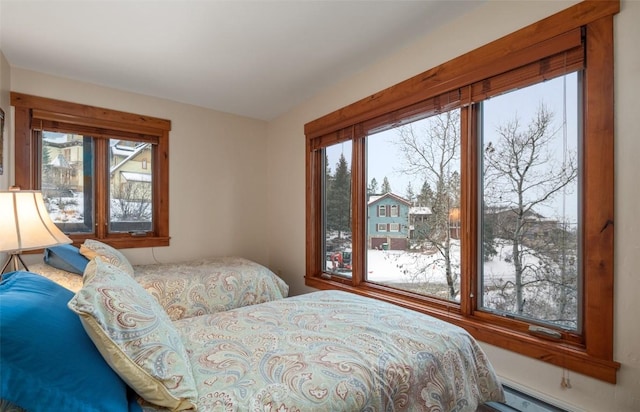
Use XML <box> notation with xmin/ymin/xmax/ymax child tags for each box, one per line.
<box><xmin>367</xmin><ymin>192</ymin><xmax>411</xmax><ymax>250</ymax></box>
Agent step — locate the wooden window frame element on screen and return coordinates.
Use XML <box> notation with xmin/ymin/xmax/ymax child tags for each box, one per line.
<box><xmin>11</xmin><ymin>93</ymin><xmax>170</xmax><ymax>249</ymax></box>
<box><xmin>305</xmin><ymin>1</ymin><xmax>620</xmax><ymax>383</ymax></box>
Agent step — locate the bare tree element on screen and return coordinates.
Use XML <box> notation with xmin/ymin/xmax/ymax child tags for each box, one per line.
<box><xmin>111</xmin><ymin>182</ymin><xmax>152</xmax><ymax>221</ymax></box>
<box><xmin>483</xmin><ymin>103</ymin><xmax>578</xmax><ymax>322</ymax></box>
<box><xmin>395</xmin><ymin>110</ymin><xmax>461</xmax><ymax>300</ymax></box>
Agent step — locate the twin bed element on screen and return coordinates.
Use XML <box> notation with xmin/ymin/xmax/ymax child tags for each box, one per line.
<box><xmin>1</xmin><ymin>244</ymin><xmax>504</xmax><ymax>411</ymax></box>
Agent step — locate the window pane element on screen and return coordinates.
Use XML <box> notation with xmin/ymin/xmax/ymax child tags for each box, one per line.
<box><xmin>41</xmin><ymin>131</ymin><xmax>94</xmax><ymax>234</ymax></box>
<box><xmin>481</xmin><ymin>73</ymin><xmax>580</xmax><ymax>330</ymax></box>
<box><xmin>109</xmin><ymin>139</ymin><xmax>153</xmax><ymax>233</ymax></box>
<box><xmin>366</xmin><ymin>110</ymin><xmax>461</xmax><ymax>301</ymax></box>
<box><xmin>324</xmin><ymin>142</ymin><xmax>352</xmax><ymax>275</ymax></box>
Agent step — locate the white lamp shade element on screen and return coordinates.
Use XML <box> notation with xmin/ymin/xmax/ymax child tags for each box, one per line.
<box><xmin>0</xmin><ymin>190</ymin><xmax>72</xmax><ymax>253</ymax></box>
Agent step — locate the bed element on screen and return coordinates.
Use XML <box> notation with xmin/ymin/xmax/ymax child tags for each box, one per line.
<box><xmin>141</xmin><ymin>290</ymin><xmax>505</xmax><ymax>411</ymax></box>
<box><xmin>1</xmin><ymin>244</ymin><xmax>504</xmax><ymax>412</ymax></box>
<box><xmin>28</xmin><ymin>251</ymin><xmax>289</xmax><ymax>320</ymax></box>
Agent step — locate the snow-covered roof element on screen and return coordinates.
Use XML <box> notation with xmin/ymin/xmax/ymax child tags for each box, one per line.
<box><xmin>50</xmin><ymin>154</ymin><xmax>71</xmax><ymax>168</ymax></box>
<box><xmin>121</xmin><ymin>171</ymin><xmax>151</xmax><ymax>182</ymax></box>
<box><xmin>367</xmin><ymin>192</ymin><xmax>411</xmax><ymax>206</ymax></box>
<box><xmin>410</xmin><ymin>206</ymin><xmax>432</xmax><ymax>215</ymax></box>
<box><xmin>111</xmin><ymin>145</ymin><xmax>137</xmax><ymax>157</ymax></box>
<box><xmin>110</xmin><ymin>143</ymin><xmax>151</xmax><ymax>174</ymax></box>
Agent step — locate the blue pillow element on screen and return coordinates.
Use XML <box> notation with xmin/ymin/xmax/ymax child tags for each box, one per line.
<box><xmin>43</xmin><ymin>244</ymin><xmax>89</xmax><ymax>274</ymax></box>
<box><xmin>0</xmin><ymin>271</ymin><xmax>141</xmax><ymax>412</ymax></box>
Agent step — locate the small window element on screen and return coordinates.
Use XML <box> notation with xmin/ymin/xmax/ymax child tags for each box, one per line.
<box><xmin>389</xmin><ymin>223</ymin><xmax>400</xmax><ymax>232</ymax></box>
<box><xmin>12</xmin><ymin>93</ymin><xmax>171</xmax><ymax>248</ymax></box>
<box><xmin>378</xmin><ymin>205</ymin><xmax>386</xmax><ymax>216</ymax></box>
<box><xmin>377</xmin><ymin>223</ymin><xmax>387</xmax><ymax>232</ymax></box>
<box><xmin>390</xmin><ymin>205</ymin><xmax>399</xmax><ymax>217</ymax></box>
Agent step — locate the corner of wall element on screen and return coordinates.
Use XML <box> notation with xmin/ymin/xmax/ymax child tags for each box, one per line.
<box><xmin>0</xmin><ymin>50</ymin><xmax>11</xmax><ymax>190</ymax></box>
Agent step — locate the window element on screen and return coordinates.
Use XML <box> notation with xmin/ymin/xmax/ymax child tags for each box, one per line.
<box><xmin>377</xmin><ymin>223</ymin><xmax>387</xmax><ymax>232</ymax></box>
<box><xmin>12</xmin><ymin>93</ymin><xmax>170</xmax><ymax>249</ymax></box>
<box><xmin>390</xmin><ymin>205</ymin><xmax>399</xmax><ymax>217</ymax></box>
<box><xmin>305</xmin><ymin>1</ymin><xmax>619</xmax><ymax>383</ymax></box>
<box><xmin>389</xmin><ymin>223</ymin><xmax>400</xmax><ymax>232</ymax></box>
<box><xmin>378</xmin><ymin>204</ymin><xmax>386</xmax><ymax>216</ymax></box>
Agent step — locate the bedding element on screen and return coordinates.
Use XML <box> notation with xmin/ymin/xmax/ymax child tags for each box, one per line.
<box><xmin>132</xmin><ymin>256</ymin><xmax>289</xmax><ymax>320</ymax></box>
<box><xmin>80</xmin><ymin>239</ymin><xmax>135</xmax><ymax>275</ymax></box>
<box><xmin>30</xmin><ymin>254</ymin><xmax>290</xmax><ymax>319</ymax></box>
<box><xmin>1</xmin><ymin>267</ymin><xmax>503</xmax><ymax>412</ymax></box>
<box><xmin>43</xmin><ymin>244</ymin><xmax>89</xmax><ymax>274</ymax></box>
<box><xmin>27</xmin><ymin>262</ymin><xmax>84</xmax><ymax>292</ymax></box>
<box><xmin>6</xmin><ymin>250</ymin><xmax>503</xmax><ymax>411</ymax></box>
<box><xmin>142</xmin><ymin>290</ymin><xmax>505</xmax><ymax>411</ymax></box>
<box><xmin>68</xmin><ymin>259</ymin><xmax>198</xmax><ymax>410</ymax></box>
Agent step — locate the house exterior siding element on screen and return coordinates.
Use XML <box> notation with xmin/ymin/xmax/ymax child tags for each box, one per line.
<box><xmin>367</xmin><ymin>193</ymin><xmax>411</xmax><ymax>250</ymax></box>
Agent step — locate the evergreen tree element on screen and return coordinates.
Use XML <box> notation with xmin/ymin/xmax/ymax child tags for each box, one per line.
<box><xmin>381</xmin><ymin>176</ymin><xmax>391</xmax><ymax>193</ymax></box>
<box><xmin>416</xmin><ymin>180</ymin><xmax>434</xmax><ymax>207</ymax></box>
<box><xmin>405</xmin><ymin>182</ymin><xmax>415</xmax><ymax>204</ymax></box>
<box><xmin>326</xmin><ymin>153</ymin><xmax>351</xmax><ymax>238</ymax></box>
<box><xmin>368</xmin><ymin>177</ymin><xmax>378</xmax><ymax>195</ymax></box>
<box><xmin>324</xmin><ymin>153</ymin><xmax>333</xmax><ymax>193</ymax></box>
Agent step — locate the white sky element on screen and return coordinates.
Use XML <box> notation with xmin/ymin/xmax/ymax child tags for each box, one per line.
<box><xmin>326</xmin><ymin>73</ymin><xmax>579</xmax><ymax>223</ymax></box>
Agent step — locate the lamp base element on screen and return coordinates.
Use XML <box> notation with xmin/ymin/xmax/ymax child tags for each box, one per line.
<box><xmin>1</xmin><ymin>253</ymin><xmax>30</xmax><ymax>275</ymax></box>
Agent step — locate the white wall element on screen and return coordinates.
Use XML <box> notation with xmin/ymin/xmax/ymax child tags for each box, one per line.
<box><xmin>0</xmin><ymin>50</ymin><xmax>10</xmax><ymax>190</ymax></box>
<box><xmin>266</xmin><ymin>1</ymin><xmax>640</xmax><ymax>411</ymax></box>
<box><xmin>9</xmin><ymin>68</ymin><xmax>272</xmax><ymax>268</ymax></box>
<box><xmin>1</xmin><ymin>51</ymin><xmax>11</xmax><ymax>269</ymax></box>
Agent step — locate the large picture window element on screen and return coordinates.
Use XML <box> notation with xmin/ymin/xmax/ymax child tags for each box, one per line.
<box><xmin>12</xmin><ymin>93</ymin><xmax>170</xmax><ymax>249</ymax></box>
<box><xmin>305</xmin><ymin>1</ymin><xmax>619</xmax><ymax>383</ymax></box>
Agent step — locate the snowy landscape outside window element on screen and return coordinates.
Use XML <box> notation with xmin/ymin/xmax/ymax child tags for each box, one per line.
<box><xmin>40</xmin><ymin>133</ymin><xmax>154</xmax><ymax>235</ymax></box>
<box><xmin>305</xmin><ymin>1</ymin><xmax>619</xmax><ymax>382</ymax></box>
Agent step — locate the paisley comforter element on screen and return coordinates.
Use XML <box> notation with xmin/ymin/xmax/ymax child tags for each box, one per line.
<box><xmin>132</xmin><ymin>256</ymin><xmax>290</xmax><ymax>321</ymax></box>
<box><xmin>30</xmin><ymin>256</ymin><xmax>290</xmax><ymax>321</ymax></box>
<box><xmin>143</xmin><ymin>290</ymin><xmax>504</xmax><ymax>412</ymax></box>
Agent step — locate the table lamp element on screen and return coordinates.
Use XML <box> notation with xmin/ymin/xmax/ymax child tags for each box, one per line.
<box><xmin>0</xmin><ymin>188</ymin><xmax>72</xmax><ymax>275</ymax></box>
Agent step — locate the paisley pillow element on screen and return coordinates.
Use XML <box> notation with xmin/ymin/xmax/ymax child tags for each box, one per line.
<box><xmin>68</xmin><ymin>259</ymin><xmax>197</xmax><ymax>411</ymax></box>
<box><xmin>79</xmin><ymin>239</ymin><xmax>134</xmax><ymax>275</ymax></box>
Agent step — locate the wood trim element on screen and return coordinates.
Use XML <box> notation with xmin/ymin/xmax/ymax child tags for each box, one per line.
<box><xmin>11</xmin><ymin>93</ymin><xmax>171</xmax><ymax>249</ymax></box>
<box><xmin>582</xmin><ymin>15</ymin><xmax>615</xmax><ymax>361</ymax></box>
<box><xmin>13</xmin><ymin>107</ymin><xmax>33</xmax><ymax>188</ymax></box>
<box><xmin>305</xmin><ymin>0</ymin><xmax>618</xmax><ymax>139</ymax></box>
<box><xmin>11</xmin><ymin>93</ymin><xmax>171</xmax><ymax>132</ymax></box>
<box><xmin>460</xmin><ymin>105</ymin><xmax>476</xmax><ymax>316</ymax></box>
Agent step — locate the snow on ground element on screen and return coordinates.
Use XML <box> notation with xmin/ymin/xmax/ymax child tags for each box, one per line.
<box><xmin>328</xmin><ymin>239</ymin><xmax>531</xmax><ymax>285</ymax></box>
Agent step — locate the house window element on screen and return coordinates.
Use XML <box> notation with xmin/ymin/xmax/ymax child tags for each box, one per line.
<box><xmin>389</xmin><ymin>223</ymin><xmax>400</xmax><ymax>232</ymax></box>
<box><xmin>305</xmin><ymin>1</ymin><xmax>619</xmax><ymax>383</ymax></box>
<box><xmin>377</xmin><ymin>223</ymin><xmax>387</xmax><ymax>232</ymax></box>
<box><xmin>378</xmin><ymin>205</ymin><xmax>386</xmax><ymax>217</ymax></box>
<box><xmin>12</xmin><ymin>93</ymin><xmax>170</xmax><ymax>248</ymax></box>
<box><xmin>390</xmin><ymin>204</ymin><xmax>399</xmax><ymax>217</ymax></box>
